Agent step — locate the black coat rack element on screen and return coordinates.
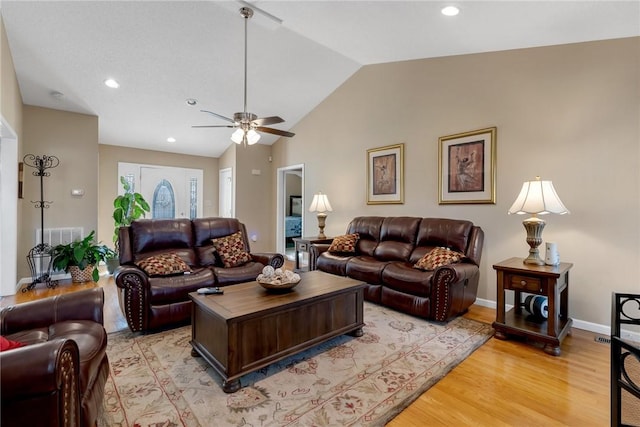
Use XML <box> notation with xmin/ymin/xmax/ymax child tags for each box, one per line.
<box><xmin>23</xmin><ymin>154</ymin><xmax>59</xmax><ymax>291</ymax></box>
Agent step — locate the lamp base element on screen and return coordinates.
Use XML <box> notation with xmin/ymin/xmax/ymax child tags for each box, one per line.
<box><xmin>522</xmin><ymin>217</ymin><xmax>545</xmax><ymax>265</ymax></box>
<box><xmin>316</xmin><ymin>212</ymin><xmax>327</xmax><ymax>239</ymax></box>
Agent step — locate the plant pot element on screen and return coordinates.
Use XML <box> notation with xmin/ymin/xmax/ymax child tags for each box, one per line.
<box><xmin>106</xmin><ymin>258</ymin><xmax>120</xmax><ymax>275</ymax></box>
<box><xmin>69</xmin><ymin>265</ymin><xmax>95</xmax><ymax>283</ymax></box>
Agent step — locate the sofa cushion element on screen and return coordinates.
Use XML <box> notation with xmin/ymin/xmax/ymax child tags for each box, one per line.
<box><xmin>213</xmin><ymin>262</ymin><xmax>265</xmax><ymax>286</ymax></box>
<box><xmin>148</xmin><ymin>268</ymin><xmax>215</xmax><ymax>305</ymax></box>
<box><xmin>131</xmin><ymin>218</ymin><xmax>193</xmax><ymax>254</ymax></box>
<box><xmin>328</xmin><ymin>233</ymin><xmax>359</xmax><ymax>254</ymax></box>
<box><xmin>136</xmin><ymin>253</ymin><xmax>192</xmax><ymax>276</ymax></box>
<box><xmin>381</xmin><ymin>262</ymin><xmax>434</xmax><ymax>296</ymax></box>
<box><xmin>316</xmin><ymin>252</ymin><xmax>352</xmax><ymax>276</ymax></box>
<box><xmin>415</xmin><ymin>218</ymin><xmax>473</xmax><ymax>255</ymax></box>
<box><xmin>345</xmin><ymin>256</ymin><xmax>389</xmax><ymax>285</ymax></box>
<box><xmin>346</xmin><ymin>217</ymin><xmax>385</xmax><ymax>257</ymax></box>
<box><xmin>414</xmin><ymin>247</ymin><xmax>465</xmax><ymax>271</ymax></box>
<box><xmin>211</xmin><ymin>231</ymin><xmax>252</xmax><ymax>268</ymax></box>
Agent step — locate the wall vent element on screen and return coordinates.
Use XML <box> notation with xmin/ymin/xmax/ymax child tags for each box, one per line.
<box><xmin>35</xmin><ymin>227</ymin><xmax>84</xmax><ymax>247</ymax></box>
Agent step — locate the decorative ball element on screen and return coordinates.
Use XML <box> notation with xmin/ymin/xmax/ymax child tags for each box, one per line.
<box><xmin>262</xmin><ymin>265</ymin><xmax>275</xmax><ymax>277</ymax></box>
<box><xmin>524</xmin><ymin>295</ymin><xmax>548</xmax><ymax>319</ymax></box>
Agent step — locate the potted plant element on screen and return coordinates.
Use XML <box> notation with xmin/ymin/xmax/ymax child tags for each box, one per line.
<box><xmin>51</xmin><ymin>231</ymin><xmax>110</xmax><ymax>282</ymax></box>
<box><xmin>104</xmin><ymin>247</ymin><xmax>118</xmax><ymax>275</ymax></box>
<box><xmin>112</xmin><ymin>175</ymin><xmax>151</xmax><ymax>260</ymax></box>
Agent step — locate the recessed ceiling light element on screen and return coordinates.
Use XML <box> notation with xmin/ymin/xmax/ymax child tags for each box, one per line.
<box><xmin>441</xmin><ymin>6</ymin><xmax>460</xmax><ymax>16</ymax></box>
<box><xmin>186</xmin><ymin>98</ymin><xmax>198</xmax><ymax>106</ymax></box>
<box><xmin>167</xmin><ymin>137</ymin><xmax>176</xmax><ymax>143</ymax></box>
<box><xmin>104</xmin><ymin>78</ymin><xmax>120</xmax><ymax>89</ymax></box>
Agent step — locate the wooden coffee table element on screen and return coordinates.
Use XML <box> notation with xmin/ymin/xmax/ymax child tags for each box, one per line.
<box><xmin>189</xmin><ymin>270</ymin><xmax>365</xmax><ymax>393</ymax></box>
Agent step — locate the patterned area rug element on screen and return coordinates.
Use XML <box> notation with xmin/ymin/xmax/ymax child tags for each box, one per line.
<box><xmin>99</xmin><ymin>302</ymin><xmax>493</xmax><ymax>427</ymax></box>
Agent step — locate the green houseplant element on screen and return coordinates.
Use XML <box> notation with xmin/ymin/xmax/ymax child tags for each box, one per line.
<box><xmin>112</xmin><ymin>175</ymin><xmax>151</xmax><ymax>254</ymax></box>
<box><xmin>51</xmin><ymin>231</ymin><xmax>110</xmax><ymax>282</ymax></box>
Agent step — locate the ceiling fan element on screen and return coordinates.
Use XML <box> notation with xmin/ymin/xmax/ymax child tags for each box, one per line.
<box><xmin>192</xmin><ymin>6</ymin><xmax>295</xmax><ymax>146</ymax></box>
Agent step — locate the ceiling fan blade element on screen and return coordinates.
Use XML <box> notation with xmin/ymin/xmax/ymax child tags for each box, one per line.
<box><xmin>192</xmin><ymin>125</ymin><xmax>236</xmax><ymax>128</ymax></box>
<box><xmin>252</xmin><ymin>116</ymin><xmax>284</xmax><ymax>126</ymax></box>
<box><xmin>257</xmin><ymin>127</ymin><xmax>295</xmax><ymax>138</ymax></box>
<box><xmin>200</xmin><ymin>109</ymin><xmax>236</xmax><ymax>124</ymax></box>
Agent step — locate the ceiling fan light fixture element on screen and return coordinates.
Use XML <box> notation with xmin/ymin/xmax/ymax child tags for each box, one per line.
<box><xmin>247</xmin><ymin>129</ymin><xmax>260</xmax><ymax>145</ymax></box>
<box><xmin>231</xmin><ymin>128</ymin><xmax>244</xmax><ymax>144</ymax></box>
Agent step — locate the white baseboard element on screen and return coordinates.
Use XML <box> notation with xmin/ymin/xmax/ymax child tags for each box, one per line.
<box><xmin>474</xmin><ymin>298</ymin><xmax>640</xmax><ymax>342</ymax></box>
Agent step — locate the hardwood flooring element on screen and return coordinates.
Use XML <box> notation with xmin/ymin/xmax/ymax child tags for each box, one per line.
<box><xmin>1</xmin><ymin>274</ymin><xmax>610</xmax><ymax>426</ymax></box>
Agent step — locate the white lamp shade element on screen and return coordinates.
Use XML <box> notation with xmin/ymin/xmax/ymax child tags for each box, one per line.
<box><xmin>246</xmin><ymin>129</ymin><xmax>260</xmax><ymax>145</ymax></box>
<box><xmin>308</xmin><ymin>193</ymin><xmax>333</xmax><ymax>213</ymax></box>
<box><xmin>231</xmin><ymin>128</ymin><xmax>244</xmax><ymax>144</ymax></box>
<box><xmin>508</xmin><ymin>178</ymin><xmax>569</xmax><ymax>215</ymax></box>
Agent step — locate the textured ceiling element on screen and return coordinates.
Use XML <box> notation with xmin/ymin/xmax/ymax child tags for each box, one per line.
<box><xmin>2</xmin><ymin>1</ymin><xmax>639</xmax><ymax>157</ymax></box>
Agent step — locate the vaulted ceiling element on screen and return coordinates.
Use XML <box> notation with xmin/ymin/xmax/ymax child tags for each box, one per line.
<box><xmin>2</xmin><ymin>1</ymin><xmax>638</xmax><ymax>157</ymax></box>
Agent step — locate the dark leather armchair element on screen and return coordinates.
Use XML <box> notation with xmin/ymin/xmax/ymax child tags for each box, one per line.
<box><xmin>0</xmin><ymin>288</ymin><xmax>109</xmax><ymax>427</ymax></box>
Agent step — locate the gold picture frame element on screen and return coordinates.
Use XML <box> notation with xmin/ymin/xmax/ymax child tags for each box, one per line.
<box><xmin>438</xmin><ymin>127</ymin><xmax>496</xmax><ymax>204</ymax></box>
<box><xmin>367</xmin><ymin>143</ymin><xmax>404</xmax><ymax>204</ymax></box>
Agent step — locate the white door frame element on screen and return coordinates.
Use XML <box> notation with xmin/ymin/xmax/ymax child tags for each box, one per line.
<box><xmin>0</xmin><ymin>115</ymin><xmax>19</xmax><ymax>295</ymax></box>
<box><xmin>219</xmin><ymin>167</ymin><xmax>234</xmax><ymax>218</ymax></box>
<box><xmin>276</xmin><ymin>164</ymin><xmax>304</xmax><ymax>255</ymax></box>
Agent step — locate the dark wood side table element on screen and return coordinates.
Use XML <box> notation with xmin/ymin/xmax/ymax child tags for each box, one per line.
<box><xmin>492</xmin><ymin>257</ymin><xmax>573</xmax><ymax>356</ymax></box>
<box><xmin>292</xmin><ymin>236</ymin><xmax>333</xmax><ymax>271</ymax></box>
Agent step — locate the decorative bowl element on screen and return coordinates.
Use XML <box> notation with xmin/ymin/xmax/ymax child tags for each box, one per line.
<box><xmin>257</xmin><ymin>278</ymin><xmax>301</xmax><ymax>292</ymax></box>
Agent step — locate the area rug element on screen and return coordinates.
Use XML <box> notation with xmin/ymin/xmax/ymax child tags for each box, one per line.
<box><xmin>99</xmin><ymin>302</ymin><xmax>493</xmax><ymax>427</ymax></box>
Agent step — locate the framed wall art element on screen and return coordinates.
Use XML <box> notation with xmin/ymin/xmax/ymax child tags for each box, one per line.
<box><xmin>367</xmin><ymin>143</ymin><xmax>404</xmax><ymax>204</ymax></box>
<box><xmin>438</xmin><ymin>127</ymin><xmax>496</xmax><ymax>204</ymax></box>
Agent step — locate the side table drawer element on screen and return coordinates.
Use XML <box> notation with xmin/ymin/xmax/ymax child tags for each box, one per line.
<box><xmin>296</xmin><ymin>242</ymin><xmax>308</xmax><ymax>251</ymax></box>
<box><xmin>506</xmin><ymin>274</ymin><xmax>542</xmax><ymax>292</ymax></box>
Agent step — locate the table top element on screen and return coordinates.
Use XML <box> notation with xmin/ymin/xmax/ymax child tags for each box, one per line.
<box><xmin>190</xmin><ymin>270</ymin><xmax>364</xmax><ymax>320</ymax></box>
<box><xmin>493</xmin><ymin>257</ymin><xmax>573</xmax><ymax>276</ymax></box>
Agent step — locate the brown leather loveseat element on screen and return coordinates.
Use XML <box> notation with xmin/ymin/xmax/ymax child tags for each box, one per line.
<box><xmin>312</xmin><ymin>216</ymin><xmax>484</xmax><ymax>322</ymax></box>
<box><xmin>114</xmin><ymin>217</ymin><xmax>284</xmax><ymax>332</ymax></box>
<box><xmin>0</xmin><ymin>288</ymin><xmax>109</xmax><ymax>427</ymax></box>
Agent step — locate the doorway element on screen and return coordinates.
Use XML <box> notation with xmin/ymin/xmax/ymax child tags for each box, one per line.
<box><xmin>276</xmin><ymin>164</ymin><xmax>304</xmax><ymax>260</ymax></box>
<box><xmin>219</xmin><ymin>167</ymin><xmax>234</xmax><ymax>218</ymax></box>
<box><xmin>118</xmin><ymin>162</ymin><xmax>204</xmax><ymax>219</ymax></box>
<box><xmin>0</xmin><ymin>115</ymin><xmax>19</xmax><ymax>295</ymax></box>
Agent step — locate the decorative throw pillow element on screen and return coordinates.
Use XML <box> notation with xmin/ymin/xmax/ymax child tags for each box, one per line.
<box><xmin>211</xmin><ymin>231</ymin><xmax>252</xmax><ymax>268</ymax></box>
<box><xmin>328</xmin><ymin>233</ymin><xmax>359</xmax><ymax>254</ymax></box>
<box><xmin>0</xmin><ymin>336</ymin><xmax>25</xmax><ymax>352</ymax></box>
<box><xmin>414</xmin><ymin>247</ymin><xmax>465</xmax><ymax>271</ymax></box>
<box><xmin>136</xmin><ymin>253</ymin><xmax>192</xmax><ymax>276</ymax></box>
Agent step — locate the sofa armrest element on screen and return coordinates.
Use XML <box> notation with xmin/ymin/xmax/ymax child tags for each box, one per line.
<box><xmin>431</xmin><ymin>262</ymin><xmax>480</xmax><ymax>322</ymax></box>
<box><xmin>1</xmin><ymin>339</ymin><xmax>81</xmax><ymax>427</ymax></box>
<box><xmin>114</xmin><ymin>265</ymin><xmax>150</xmax><ymax>332</ymax></box>
<box><xmin>251</xmin><ymin>252</ymin><xmax>285</xmax><ymax>269</ymax></box>
<box><xmin>0</xmin><ymin>288</ymin><xmax>104</xmax><ymax>335</ymax></box>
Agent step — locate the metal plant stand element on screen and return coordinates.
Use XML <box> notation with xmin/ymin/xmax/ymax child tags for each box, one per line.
<box><xmin>23</xmin><ymin>154</ymin><xmax>59</xmax><ymax>291</ymax></box>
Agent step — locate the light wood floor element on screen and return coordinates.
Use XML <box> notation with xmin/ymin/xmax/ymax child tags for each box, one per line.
<box><xmin>2</xmin><ymin>273</ymin><xmax>610</xmax><ymax>426</ymax></box>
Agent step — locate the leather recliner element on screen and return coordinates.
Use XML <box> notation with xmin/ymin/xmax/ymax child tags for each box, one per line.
<box><xmin>312</xmin><ymin>216</ymin><xmax>484</xmax><ymax>322</ymax></box>
<box><xmin>0</xmin><ymin>288</ymin><xmax>109</xmax><ymax>427</ymax></box>
<box><xmin>114</xmin><ymin>217</ymin><xmax>285</xmax><ymax>332</ymax></box>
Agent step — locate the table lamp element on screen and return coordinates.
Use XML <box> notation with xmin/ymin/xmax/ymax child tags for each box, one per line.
<box><xmin>308</xmin><ymin>192</ymin><xmax>332</xmax><ymax>239</ymax></box>
<box><xmin>508</xmin><ymin>176</ymin><xmax>569</xmax><ymax>265</ymax></box>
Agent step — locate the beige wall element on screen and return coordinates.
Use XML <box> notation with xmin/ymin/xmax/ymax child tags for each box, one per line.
<box><xmin>98</xmin><ymin>144</ymin><xmax>219</xmax><ymax>249</ymax></box>
<box><xmin>1</xmin><ymin>15</ymin><xmax>23</xmax><ymax>291</ymax></box>
<box><xmin>234</xmin><ymin>144</ymin><xmax>274</xmax><ymax>252</ymax></box>
<box><xmin>19</xmin><ymin>106</ymin><xmax>99</xmax><ymax>279</ymax></box>
<box><xmin>1</xmin><ymin>16</ymin><xmax>22</xmax><ymax>134</ymax></box>
<box><xmin>272</xmin><ymin>37</ymin><xmax>640</xmax><ymax>327</ymax></box>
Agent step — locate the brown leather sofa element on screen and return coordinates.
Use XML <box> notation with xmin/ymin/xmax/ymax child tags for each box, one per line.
<box><xmin>0</xmin><ymin>288</ymin><xmax>109</xmax><ymax>427</ymax></box>
<box><xmin>114</xmin><ymin>217</ymin><xmax>284</xmax><ymax>333</ymax></box>
<box><xmin>312</xmin><ymin>216</ymin><xmax>484</xmax><ymax>322</ymax></box>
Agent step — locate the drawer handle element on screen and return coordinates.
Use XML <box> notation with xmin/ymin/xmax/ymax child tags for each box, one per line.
<box><xmin>520</xmin><ymin>280</ymin><xmax>527</xmax><ymax>286</ymax></box>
